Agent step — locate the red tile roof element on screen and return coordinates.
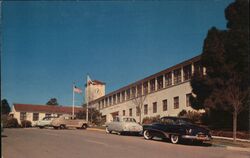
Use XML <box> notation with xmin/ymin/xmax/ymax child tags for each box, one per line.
<box><xmin>13</xmin><ymin>104</ymin><xmax>84</xmax><ymax>114</ymax></box>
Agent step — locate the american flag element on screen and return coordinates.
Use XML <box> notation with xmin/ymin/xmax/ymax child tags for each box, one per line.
<box><xmin>73</xmin><ymin>86</ymin><xmax>82</xmax><ymax>94</ymax></box>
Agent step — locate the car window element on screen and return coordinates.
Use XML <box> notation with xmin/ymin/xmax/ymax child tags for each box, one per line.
<box><xmin>176</xmin><ymin>118</ymin><xmax>192</xmax><ymax>125</ymax></box>
<box><xmin>161</xmin><ymin>118</ymin><xmax>175</xmax><ymax>125</ymax></box>
<box><xmin>123</xmin><ymin>118</ymin><xmax>136</xmax><ymax>122</ymax></box>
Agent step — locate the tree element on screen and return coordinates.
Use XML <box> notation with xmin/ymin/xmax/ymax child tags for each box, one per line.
<box><xmin>1</xmin><ymin>99</ymin><xmax>11</xmax><ymax>115</ymax></box>
<box><xmin>190</xmin><ymin>0</ymin><xmax>249</xmax><ymax>142</ymax></box>
<box><xmin>46</xmin><ymin>98</ymin><xmax>59</xmax><ymax>106</ymax></box>
<box><xmin>132</xmin><ymin>93</ymin><xmax>147</xmax><ymax>124</ymax></box>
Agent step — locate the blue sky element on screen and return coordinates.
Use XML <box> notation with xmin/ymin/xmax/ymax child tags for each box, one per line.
<box><xmin>2</xmin><ymin>0</ymin><xmax>233</xmax><ymax>107</ymax></box>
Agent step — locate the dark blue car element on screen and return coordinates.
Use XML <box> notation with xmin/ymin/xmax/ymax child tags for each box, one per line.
<box><xmin>142</xmin><ymin>116</ymin><xmax>211</xmax><ymax>144</ymax></box>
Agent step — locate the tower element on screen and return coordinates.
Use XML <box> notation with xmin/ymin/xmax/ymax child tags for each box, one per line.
<box><xmin>85</xmin><ymin>80</ymin><xmax>105</xmax><ymax>103</ymax></box>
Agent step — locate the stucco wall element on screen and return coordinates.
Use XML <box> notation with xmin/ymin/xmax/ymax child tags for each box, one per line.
<box><xmin>98</xmin><ymin>81</ymin><xmax>194</xmax><ymax>122</ymax></box>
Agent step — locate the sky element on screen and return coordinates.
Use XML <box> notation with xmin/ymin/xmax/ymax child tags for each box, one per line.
<box><xmin>1</xmin><ymin>0</ymin><xmax>234</xmax><ymax>107</ymax></box>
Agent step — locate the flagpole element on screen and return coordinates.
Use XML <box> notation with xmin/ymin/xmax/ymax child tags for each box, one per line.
<box><xmin>72</xmin><ymin>83</ymin><xmax>75</xmax><ymax>116</ymax></box>
<box><xmin>86</xmin><ymin>75</ymin><xmax>89</xmax><ymax>122</ymax></box>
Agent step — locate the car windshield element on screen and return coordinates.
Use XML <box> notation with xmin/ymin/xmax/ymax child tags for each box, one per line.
<box><xmin>176</xmin><ymin>118</ymin><xmax>193</xmax><ymax>125</ymax></box>
<box><xmin>123</xmin><ymin>118</ymin><xmax>136</xmax><ymax>122</ymax></box>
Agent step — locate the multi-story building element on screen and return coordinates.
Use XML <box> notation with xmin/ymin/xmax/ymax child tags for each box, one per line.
<box><xmin>90</xmin><ymin>55</ymin><xmax>204</xmax><ymax>123</ymax></box>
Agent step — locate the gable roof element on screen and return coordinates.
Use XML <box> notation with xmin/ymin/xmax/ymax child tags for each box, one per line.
<box><xmin>13</xmin><ymin>103</ymin><xmax>83</xmax><ymax>114</ymax></box>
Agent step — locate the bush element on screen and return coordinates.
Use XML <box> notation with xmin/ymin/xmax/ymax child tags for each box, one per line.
<box><xmin>178</xmin><ymin>110</ymin><xmax>202</xmax><ymax>124</ymax></box>
<box><xmin>6</xmin><ymin>117</ymin><xmax>20</xmax><ymax>128</ymax></box>
<box><xmin>21</xmin><ymin>120</ymin><xmax>32</xmax><ymax>128</ymax></box>
<box><xmin>142</xmin><ymin>115</ymin><xmax>160</xmax><ymax>124</ymax></box>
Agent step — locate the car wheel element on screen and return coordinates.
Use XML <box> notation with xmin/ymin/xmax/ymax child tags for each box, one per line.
<box><xmin>59</xmin><ymin>124</ymin><xmax>65</xmax><ymax>129</ymax></box>
<box><xmin>143</xmin><ymin>130</ymin><xmax>153</xmax><ymax>140</ymax></box>
<box><xmin>105</xmin><ymin>127</ymin><xmax>112</xmax><ymax>134</ymax></box>
<box><xmin>170</xmin><ymin>135</ymin><xmax>179</xmax><ymax>144</ymax></box>
<box><xmin>81</xmin><ymin>124</ymin><xmax>87</xmax><ymax>129</ymax></box>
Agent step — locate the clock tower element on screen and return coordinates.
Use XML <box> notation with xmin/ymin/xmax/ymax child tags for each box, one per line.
<box><xmin>85</xmin><ymin>80</ymin><xmax>105</xmax><ymax>102</ymax></box>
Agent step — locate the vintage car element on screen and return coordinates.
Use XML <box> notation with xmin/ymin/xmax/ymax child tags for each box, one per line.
<box><xmin>143</xmin><ymin>116</ymin><xmax>211</xmax><ymax>144</ymax></box>
<box><xmin>51</xmin><ymin>114</ymin><xmax>88</xmax><ymax>129</ymax></box>
<box><xmin>105</xmin><ymin>116</ymin><xmax>143</xmax><ymax>135</ymax></box>
<box><xmin>36</xmin><ymin>116</ymin><xmax>57</xmax><ymax>129</ymax></box>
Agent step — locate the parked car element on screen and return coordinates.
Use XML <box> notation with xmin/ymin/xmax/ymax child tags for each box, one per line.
<box><xmin>36</xmin><ymin>116</ymin><xmax>57</xmax><ymax>129</ymax></box>
<box><xmin>51</xmin><ymin>114</ymin><xmax>88</xmax><ymax>129</ymax></box>
<box><xmin>105</xmin><ymin>116</ymin><xmax>142</xmax><ymax>135</ymax></box>
<box><xmin>142</xmin><ymin>116</ymin><xmax>211</xmax><ymax>144</ymax></box>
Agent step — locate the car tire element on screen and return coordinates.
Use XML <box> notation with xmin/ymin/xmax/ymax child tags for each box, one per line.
<box><xmin>143</xmin><ymin>130</ymin><xmax>153</xmax><ymax>140</ymax></box>
<box><xmin>81</xmin><ymin>124</ymin><xmax>87</xmax><ymax>129</ymax></box>
<box><xmin>59</xmin><ymin>124</ymin><xmax>65</xmax><ymax>129</ymax></box>
<box><xmin>105</xmin><ymin>127</ymin><xmax>112</xmax><ymax>134</ymax></box>
<box><xmin>170</xmin><ymin>134</ymin><xmax>179</xmax><ymax>144</ymax></box>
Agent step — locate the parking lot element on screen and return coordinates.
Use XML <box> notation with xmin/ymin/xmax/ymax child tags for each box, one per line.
<box><xmin>2</xmin><ymin>128</ymin><xmax>249</xmax><ymax>158</ymax></box>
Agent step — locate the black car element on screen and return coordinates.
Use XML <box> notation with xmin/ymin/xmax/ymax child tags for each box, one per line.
<box><xmin>142</xmin><ymin>117</ymin><xmax>211</xmax><ymax>144</ymax></box>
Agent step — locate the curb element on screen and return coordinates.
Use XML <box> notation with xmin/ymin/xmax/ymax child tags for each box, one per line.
<box><xmin>212</xmin><ymin>136</ymin><xmax>250</xmax><ymax>143</ymax></box>
<box><xmin>226</xmin><ymin>146</ymin><xmax>250</xmax><ymax>152</ymax></box>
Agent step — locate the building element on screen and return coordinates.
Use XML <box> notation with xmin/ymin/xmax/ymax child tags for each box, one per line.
<box><xmin>90</xmin><ymin>55</ymin><xmax>204</xmax><ymax>123</ymax></box>
<box><xmin>85</xmin><ymin>80</ymin><xmax>106</xmax><ymax>102</ymax></box>
<box><xmin>10</xmin><ymin>104</ymin><xmax>84</xmax><ymax>126</ymax></box>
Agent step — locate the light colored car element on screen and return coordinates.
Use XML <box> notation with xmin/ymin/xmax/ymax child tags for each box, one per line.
<box><xmin>51</xmin><ymin>114</ymin><xmax>88</xmax><ymax>129</ymax></box>
<box><xmin>105</xmin><ymin>116</ymin><xmax>142</xmax><ymax>135</ymax></box>
<box><xmin>36</xmin><ymin>116</ymin><xmax>57</xmax><ymax>129</ymax></box>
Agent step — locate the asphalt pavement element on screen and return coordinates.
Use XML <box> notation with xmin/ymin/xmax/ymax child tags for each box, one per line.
<box><xmin>2</xmin><ymin>128</ymin><xmax>250</xmax><ymax>158</ymax></box>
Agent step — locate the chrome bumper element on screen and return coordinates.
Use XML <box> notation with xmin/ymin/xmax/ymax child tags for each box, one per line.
<box><xmin>182</xmin><ymin>135</ymin><xmax>211</xmax><ymax>141</ymax></box>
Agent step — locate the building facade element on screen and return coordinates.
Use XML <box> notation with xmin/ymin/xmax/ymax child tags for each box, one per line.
<box><xmin>10</xmin><ymin>104</ymin><xmax>83</xmax><ymax>126</ymax></box>
<box><xmin>90</xmin><ymin>55</ymin><xmax>204</xmax><ymax>123</ymax></box>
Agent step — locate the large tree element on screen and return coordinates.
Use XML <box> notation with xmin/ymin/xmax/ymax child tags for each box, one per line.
<box><xmin>46</xmin><ymin>98</ymin><xmax>59</xmax><ymax>106</ymax></box>
<box><xmin>1</xmin><ymin>99</ymin><xmax>11</xmax><ymax>115</ymax></box>
<box><xmin>190</xmin><ymin>0</ymin><xmax>249</xmax><ymax>141</ymax></box>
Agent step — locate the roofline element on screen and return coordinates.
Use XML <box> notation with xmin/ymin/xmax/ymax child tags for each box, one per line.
<box><xmin>91</xmin><ymin>55</ymin><xmax>201</xmax><ymax>103</ymax></box>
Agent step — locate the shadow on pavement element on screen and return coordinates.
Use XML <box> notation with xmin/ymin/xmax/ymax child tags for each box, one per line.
<box><xmin>1</xmin><ymin>135</ymin><xmax>8</xmax><ymax>138</ymax></box>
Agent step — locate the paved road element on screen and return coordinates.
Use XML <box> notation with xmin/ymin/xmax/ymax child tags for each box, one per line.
<box><xmin>2</xmin><ymin>128</ymin><xmax>249</xmax><ymax>158</ymax></box>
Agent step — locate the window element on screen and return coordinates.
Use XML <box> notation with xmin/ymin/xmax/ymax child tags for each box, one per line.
<box><xmin>131</xmin><ymin>87</ymin><xmax>136</xmax><ymax>98</ymax></box>
<box><xmin>102</xmin><ymin>99</ymin><xmax>104</xmax><ymax>108</ymax></box>
<box><xmin>174</xmin><ymin>69</ymin><xmax>181</xmax><ymax>84</ymax></box>
<box><xmin>33</xmin><ymin>113</ymin><xmax>39</xmax><ymax>121</ymax></box>
<box><xmin>122</xmin><ymin>91</ymin><xmax>125</xmax><ymax>101</ymax></box>
<box><xmin>165</xmin><ymin>72</ymin><xmax>172</xmax><ymax>86</ymax></box>
<box><xmin>163</xmin><ymin>99</ymin><xmax>168</xmax><ymax>111</ymax></box>
<box><xmin>109</xmin><ymin>96</ymin><xmax>112</xmax><ymax>105</ymax></box>
<box><xmin>117</xmin><ymin>93</ymin><xmax>120</xmax><ymax>103</ymax></box>
<box><xmin>129</xmin><ymin>108</ymin><xmax>132</xmax><ymax>116</ymax></box>
<box><xmin>186</xmin><ymin>93</ymin><xmax>192</xmax><ymax>107</ymax></box>
<box><xmin>153</xmin><ymin>102</ymin><xmax>157</xmax><ymax>113</ymax></box>
<box><xmin>126</xmin><ymin>89</ymin><xmax>130</xmax><ymax>100</ymax></box>
<box><xmin>150</xmin><ymin>79</ymin><xmax>155</xmax><ymax>92</ymax></box>
<box><xmin>20</xmin><ymin>112</ymin><xmax>26</xmax><ymax>121</ymax></box>
<box><xmin>113</xmin><ymin>95</ymin><xmax>116</xmax><ymax>104</ymax></box>
<box><xmin>144</xmin><ymin>104</ymin><xmax>148</xmax><ymax>115</ymax></box>
<box><xmin>45</xmin><ymin>113</ymin><xmax>51</xmax><ymax>118</ymax></box>
<box><xmin>136</xmin><ymin>106</ymin><xmax>140</xmax><ymax>116</ymax></box>
<box><xmin>174</xmin><ymin>97</ymin><xmax>179</xmax><ymax>109</ymax></box>
<box><xmin>105</xmin><ymin>98</ymin><xmax>108</xmax><ymax>107</ymax></box>
<box><xmin>137</xmin><ymin>84</ymin><xmax>142</xmax><ymax>96</ymax></box>
<box><xmin>194</xmin><ymin>61</ymin><xmax>203</xmax><ymax>75</ymax></box>
<box><xmin>157</xmin><ymin>76</ymin><xmax>163</xmax><ymax>90</ymax></box>
<box><xmin>183</xmin><ymin>65</ymin><xmax>192</xmax><ymax>81</ymax></box>
<box><xmin>143</xmin><ymin>82</ymin><xmax>148</xmax><ymax>94</ymax></box>
<box><xmin>123</xmin><ymin>110</ymin><xmax>125</xmax><ymax>116</ymax></box>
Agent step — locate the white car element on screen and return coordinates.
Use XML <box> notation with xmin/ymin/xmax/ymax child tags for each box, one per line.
<box><xmin>36</xmin><ymin>116</ymin><xmax>57</xmax><ymax>129</ymax></box>
<box><xmin>105</xmin><ymin>116</ymin><xmax>142</xmax><ymax>135</ymax></box>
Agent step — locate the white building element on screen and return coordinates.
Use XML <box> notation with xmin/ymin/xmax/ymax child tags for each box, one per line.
<box><xmin>90</xmin><ymin>55</ymin><xmax>204</xmax><ymax>123</ymax></box>
<box><xmin>10</xmin><ymin>104</ymin><xmax>83</xmax><ymax>126</ymax></box>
